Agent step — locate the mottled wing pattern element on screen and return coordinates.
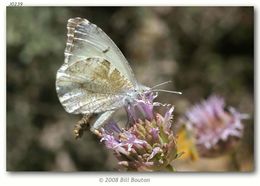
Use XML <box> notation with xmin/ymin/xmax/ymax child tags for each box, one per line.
<box><xmin>56</xmin><ymin>57</ymin><xmax>134</xmax><ymax>114</ymax></box>
<box><xmin>65</xmin><ymin>17</ymin><xmax>137</xmax><ymax>85</ymax></box>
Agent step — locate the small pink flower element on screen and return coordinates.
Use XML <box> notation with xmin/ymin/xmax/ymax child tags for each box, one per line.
<box><xmin>181</xmin><ymin>95</ymin><xmax>248</xmax><ymax>157</ymax></box>
<box><xmin>98</xmin><ymin>93</ymin><xmax>181</xmax><ymax>171</ymax></box>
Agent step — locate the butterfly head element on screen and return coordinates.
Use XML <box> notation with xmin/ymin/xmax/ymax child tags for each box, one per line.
<box><xmin>124</xmin><ymin>80</ymin><xmax>182</xmax><ymax>108</ymax></box>
<box><xmin>123</xmin><ymin>84</ymin><xmax>150</xmax><ymax>104</ymax></box>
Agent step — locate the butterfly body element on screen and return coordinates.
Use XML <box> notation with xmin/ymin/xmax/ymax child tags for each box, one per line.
<box><xmin>56</xmin><ymin>17</ymin><xmax>150</xmax><ymax>133</ymax></box>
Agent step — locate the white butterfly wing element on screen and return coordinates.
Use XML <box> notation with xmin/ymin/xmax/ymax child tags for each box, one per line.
<box><xmin>65</xmin><ymin>17</ymin><xmax>137</xmax><ymax>86</ymax></box>
<box><xmin>89</xmin><ymin>110</ymin><xmax>115</xmax><ymax>133</ymax></box>
<box><xmin>56</xmin><ymin>57</ymin><xmax>135</xmax><ymax>114</ymax></box>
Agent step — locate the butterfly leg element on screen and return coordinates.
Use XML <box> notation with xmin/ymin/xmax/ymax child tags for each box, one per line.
<box><xmin>90</xmin><ymin>110</ymin><xmax>115</xmax><ymax>135</ymax></box>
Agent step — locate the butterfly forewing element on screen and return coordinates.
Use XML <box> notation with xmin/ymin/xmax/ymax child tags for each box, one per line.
<box><xmin>65</xmin><ymin>17</ymin><xmax>137</xmax><ymax>86</ymax></box>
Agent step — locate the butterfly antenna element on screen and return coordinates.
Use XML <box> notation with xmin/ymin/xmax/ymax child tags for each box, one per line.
<box><xmin>151</xmin><ymin>81</ymin><xmax>172</xmax><ymax>89</ymax></box>
<box><xmin>152</xmin><ymin>89</ymin><xmax>182</xmax><ymax>95</ymax></box>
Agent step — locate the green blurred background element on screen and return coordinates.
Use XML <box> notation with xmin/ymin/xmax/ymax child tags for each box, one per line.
<box><xmin>7</xmin><ymin>7</ymin><xmax>254</xmax><ymax>171</ymax></box>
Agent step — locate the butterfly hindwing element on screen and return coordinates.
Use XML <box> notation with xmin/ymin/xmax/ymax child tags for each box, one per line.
<box><xmin>56</xmin><ymin>57</ymin><xmax>135</xmax><ymax>114</ymax></box>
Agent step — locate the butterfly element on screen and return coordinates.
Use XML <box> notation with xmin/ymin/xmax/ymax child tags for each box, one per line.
<box><xmin>56</xmin><ymin>17</ymin><xmax>180</xmax><ymax>138</ymax></box>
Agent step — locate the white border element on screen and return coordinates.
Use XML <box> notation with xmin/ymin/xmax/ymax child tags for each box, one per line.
<box><xmin>1</xmin><ymin>1</ymin><xmax>258</xmax><ymax>186</ymax></box>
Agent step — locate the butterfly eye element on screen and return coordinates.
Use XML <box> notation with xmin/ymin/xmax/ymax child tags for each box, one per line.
<box><xmin>123</xmin><ymin>96</ymin><xmax>132</xmax><ymax>106</ymax></box>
